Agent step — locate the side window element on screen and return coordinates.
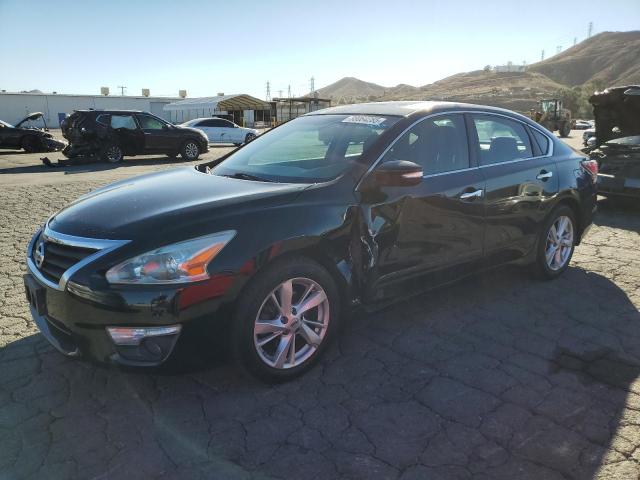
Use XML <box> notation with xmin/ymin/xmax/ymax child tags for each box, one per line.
<box><xmin>96</xmin><ymin>114</ymin><xmax>111</xmax><ymax>126</ymax></box>
<box><xmin>531</xmin><ymin>128</ymin><xmax>550</xmax><ymax>155</ymax></box>
<box><xmin>137</xmin><ymin>115</ymin><xmax>164</xmax><ymax>130</ymax></box>
<box><xmin>209</xmin><ymin>119</ymin><xmax>226</xmax><ymax>128</ymax></box>
<box><xmin>381</xmin><ymin>114</ymin><xmax>469</xmax><ymax>175</ymax></box>
<box><xmin>472</xmin><ymin>115</ymin><xmax>532</xmax><ymax>165</ymax></box>
<box><xmin>110</xmin><ymin>115</ymin><xmax>137</xmax><ymax>130</ymax></box>
<box><xmin>222</xmin><ymin>120</ymin><xmax>235</xmax><ymax>128</ymax></box>
<box><xmin>196</xmin><ymin>120</ymin><xmax>213</xmax><ymax>127</ymax></box>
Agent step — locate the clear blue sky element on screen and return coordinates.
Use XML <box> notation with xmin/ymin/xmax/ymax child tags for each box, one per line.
<box><xmin>1</xmin><ymin>0</ymin><xmax>638</xmax><ymax>98</ymax></box>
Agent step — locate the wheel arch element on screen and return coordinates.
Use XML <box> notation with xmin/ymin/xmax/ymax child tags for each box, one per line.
<box><xmin>551</xmin><ymin>193</ymin><xmax>584</xmax><ymax>244</ymax></box>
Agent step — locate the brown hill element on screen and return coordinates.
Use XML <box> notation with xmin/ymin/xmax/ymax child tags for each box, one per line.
<box><xmin>379</xmin><ymin>70</ymin><xmax>565</xmax><ymax>111</ymax></box>
<box><xmin>315</xmin><ymin>77</ymin><xmax>386</xmax><ymax>102</ymax></box>
<box><xmin>527</xmin><ymin>31</ymin><xmax>640</xmax><ymax>87</ymax></box>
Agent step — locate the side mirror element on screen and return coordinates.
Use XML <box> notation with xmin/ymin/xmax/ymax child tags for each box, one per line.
<box><xmin>373</xmin><ymin>160</ymin><xmax>423</xmax><ymax>187</ymax></box>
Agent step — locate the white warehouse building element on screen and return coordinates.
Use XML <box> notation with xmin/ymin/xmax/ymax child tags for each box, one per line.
<box><xmin>0</xmin><ymin>92</ymin><xmax>182</xmax><ymax>128</ymax></box>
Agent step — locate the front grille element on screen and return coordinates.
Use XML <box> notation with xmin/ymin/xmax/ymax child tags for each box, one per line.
<box><xmin>36</xmin><ymin>239</ymin><xmax>97</xmax><ymax>284</ymax></box>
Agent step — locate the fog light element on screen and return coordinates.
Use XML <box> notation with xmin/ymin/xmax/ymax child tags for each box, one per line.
<box><xmin>107</xmin><ymin>325</ymin><xmax>181</xmax><ymax>346</ymax></box>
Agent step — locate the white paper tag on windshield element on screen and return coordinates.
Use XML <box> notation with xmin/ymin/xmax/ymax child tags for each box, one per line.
<box><xmin>341</xmin><ymin>115</ymin><xmax>387</xmax><ymax>126</ymax></box>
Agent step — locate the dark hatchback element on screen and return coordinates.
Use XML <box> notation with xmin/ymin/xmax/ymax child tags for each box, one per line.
<box><xmin>61</xmin><ymin>110</ymin><xmax>209</xmax><ymax>163</ymax></box>
<box><xmin>24</xmin><ymin>101</ymin><xmax>597</xmax><ymax>381</ymax></box>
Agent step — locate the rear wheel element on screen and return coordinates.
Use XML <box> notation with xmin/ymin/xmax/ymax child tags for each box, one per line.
<box><xmin>531</xmin><ymin>205</ymin><xmax>576</xmax><ymax>279</ymax></box>
<box><xmin>232</xmin><ymin>257</ymin><xmax>341</xmax><ymax>382</ymax></box>
<box><xmin>244</xmin><ymin>133</ymin><xmax>256</xmax><ymax>144</ymax></box>
<box><xmin>559</xmin><ymin>122</ymin><xmax>571</xmax><ymax>138</ymax></box>
<box><xmin>181</xmin><ymin>140</ymin><xmax>200</xmax><ymax>161</ymax></box>
<box><xmin>101</xmin><ymin>143</ymin><xmax>124</xmax><ymax>163</ymax></box>
<box><xmin>22</xmin><ymin>136</ymin><xmax>42</xmax><ymax>153</ymax></box>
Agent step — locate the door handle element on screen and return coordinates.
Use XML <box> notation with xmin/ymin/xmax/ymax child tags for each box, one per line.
<box><xmin>460</xmin><ymin>189</ymin><xmax>484</xmax><ymax>200</ymax></box>
<box><xmin>536</xmin><ymin>170</ymin><xmax>553</xmax><ymax>180</ymax></box>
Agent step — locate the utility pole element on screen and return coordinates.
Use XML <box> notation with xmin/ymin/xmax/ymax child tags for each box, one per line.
<box><xmin>117</xmin><ymin>86</ymin><xmax>126</xmax><ymax>96</ymax></box>
<box><xmin>588</xmin><ymin>21</ymin><xmax>593</xmax><ymax>38</ymax></box>
<box><xmin>278</xmin><ymin>89</ymin><xmax>283</xmax><ymax>98</ymax></box>
<box><xmin>287</xmin><ymin>85</ymin><xmax>291</xmax><ymax>98</ymax></box>
<box><xmin>265</xmin><ymin>81</ymin><xmax>271</xmax><ymax>101</ymax></box>
<box><xmin>310</xmin><ymin>76</ymin><xmax>315</xmax><ymax>94</ymax></box>
<box><xmin>541</xmin><ymin>49</ymin><xmax>545</xmax><ymax>61</ymax></box>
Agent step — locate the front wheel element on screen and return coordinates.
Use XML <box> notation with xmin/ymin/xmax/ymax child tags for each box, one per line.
<box><xmin>181</xmin><ymin>140</ymin><xmax>200</xmax><ymax>161</ymax></box>
<box><xmin>232</xmin><ymin>257</ymin><xmax>341</xmax><ymax>382</ymax></box>
<box><xmin>531</xmin><ymin>205</ymin><xmax>576</xmax><ymax>279</ymax></box>
<box><xmin>22</xmin><ymin>136</ymin><xmax>42</xmax><ymax>153</ymax></box>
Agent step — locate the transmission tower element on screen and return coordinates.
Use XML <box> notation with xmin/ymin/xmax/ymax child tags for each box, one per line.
<box><xmin>573</xmin><ymin>37</ymin><xmax>577</xmax><ymax>46</ymax></box>
<box><xmin>287</xmin><ymin>85</ymin><xmax>291</xmax><ymax>98</ymax></box>
<box><xmin>541</xmin><ymin>49</ymin><xmax>545</xmax><ymax>61</ymax></box>
<box><xmin>265</xmin><ymin>81</ymin><xmax>271</xmax><ymax>101</ymax></box>
<box><xmin>310</xmin><ymin>76</ymin><xmax>315</xmax><ymax>94</ymax></box>
<box><xmin>556</xmin><ymin>45</ymin><xmax>562</xmax><ymax>55</ymax></box>
<box><xmin>278</xmin><ymin>90</ymin><xmax>283</xmax><ymax>98</ymax></box>
<box><xmin>588</xmin><ymin>21</ymin><xmax>593</xmax><ymax>38</ymax></box>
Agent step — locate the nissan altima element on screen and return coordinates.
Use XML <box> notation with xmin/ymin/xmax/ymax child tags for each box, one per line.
<box><xmin>24</xmin><ymin>101</ymin><xmax>598</xmax><ymax>382</ymax></box>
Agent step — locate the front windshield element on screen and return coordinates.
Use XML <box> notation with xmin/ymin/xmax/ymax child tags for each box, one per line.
<box><xmin>211</xmin><ymin>114</ymin><xmax>400</xmax><ymax>183</ymax></box>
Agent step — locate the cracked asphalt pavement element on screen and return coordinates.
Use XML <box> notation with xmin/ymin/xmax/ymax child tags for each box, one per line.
<box><xmin>1</xmin><ymin>138</ymin><xmax>640</xmax><ymax>479</ymax></box>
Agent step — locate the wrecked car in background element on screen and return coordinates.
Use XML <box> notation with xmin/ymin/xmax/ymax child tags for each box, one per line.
<box><xmin>588</xmin><ymin>85</ymin><xmax>640</xmax><ymax>198</ymax></box>
<box><xmin>0</xmin><ymin>112</ymin><xmax>66</xmax><ymax>152</ymax></box>
<box><xmin>61</xmin><ymin>110</ymin><xmax>209</xmax><ymax>163</ymax></box>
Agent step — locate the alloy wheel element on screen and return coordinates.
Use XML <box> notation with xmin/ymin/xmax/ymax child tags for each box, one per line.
<box><xmin>185</xmin><ymin>142</ymin><xmax>199</xmax><ymax>159</ymax></box>
<box><xmin>253</xmin><ymin>277</ymin><xmax>329</xmax><ymax>369</ymax></box>
<box><xmin>545</xmin><ymin>215</ymin><xmax>574</xmax><ymax>270</ymax></box>
<box><xmin>105</xmin><ymin>146</ymin><xmax>122</xmax><ymax>162</ymax></box>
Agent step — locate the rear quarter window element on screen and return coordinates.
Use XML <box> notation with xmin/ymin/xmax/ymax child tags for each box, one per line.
<box><xmin>531</xmin><ymin>128</ymin><xmax>550</xmax><ymax>155</ymax></box>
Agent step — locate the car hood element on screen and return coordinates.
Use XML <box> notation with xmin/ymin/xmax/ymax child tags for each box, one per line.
<box><xmin>15</xmin><ymin>112</ymin><xmax>45</xmax><ymax>129</ymax></box>
<box><xmin>48</xmin><ymin>167</ymin><xmax>309</xmax><ymax>239</ymax></box>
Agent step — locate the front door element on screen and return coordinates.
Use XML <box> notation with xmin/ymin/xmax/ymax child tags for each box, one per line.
<box><xmin>136</xmin><ymin>114</ymin><xmax>172</xmax><ymax>152</ymax></box>
<box><xmin>468</xmin><ymin>113</ymin><xmax>559</xmax><ymax>263</ymax></box>
<box><xmin>361</xmin><ymin>113</ymin><xmax>486</xmax><ymax>301</ymax></box>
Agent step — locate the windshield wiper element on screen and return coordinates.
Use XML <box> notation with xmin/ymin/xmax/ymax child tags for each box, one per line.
<box><xmin>219</xmin><ymin>172</ymin><xmax>273</xmax><ymax>182</ymax></box>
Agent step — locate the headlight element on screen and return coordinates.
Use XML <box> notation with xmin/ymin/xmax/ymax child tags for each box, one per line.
<box><xmin>105</xmin><ymin>231</ymin><xmax>235</xmax><ymax>285</ymax></box>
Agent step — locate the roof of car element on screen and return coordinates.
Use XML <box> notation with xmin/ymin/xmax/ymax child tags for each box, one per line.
<box><xmin>306</xmin><ymin>101</ymin><xmax>524</xmax><ymax>118</ymax></box>
<box><xmin>75</xmin><ymin>109</ymin><xmax>144</xmax><ymax>114</ymax></box>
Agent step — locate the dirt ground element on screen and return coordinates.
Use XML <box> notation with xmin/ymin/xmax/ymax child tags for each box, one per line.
<box><xmin>1</xmin><ymin>131</ymin><xmax>640</xmax><ymax>479</ymax></box>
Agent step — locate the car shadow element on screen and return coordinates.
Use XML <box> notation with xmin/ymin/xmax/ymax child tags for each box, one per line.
<box><xmin>595</xmin><ymin>197</ymin><xmax>640</xmax><ymax>233</ymax></box>
<box><xmin>1</xmin><ymin>265</ymin><xmax>638</xmax><ymax>479</ymax></box>
<box><xmin>0</xmin><ymin>155</ymin><xmax>195</xmax><ymax>175</ymax></box>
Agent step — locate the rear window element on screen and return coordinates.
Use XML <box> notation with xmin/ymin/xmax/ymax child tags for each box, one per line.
<box><xmin>96</xmin><ymin>114</ymin><xmax>111</xmax><ymax>126</ymax></box>
<box><xmin>531</xmin><ymin>128</ymin><xmax>550</xmax><ymax>155</ymax></box>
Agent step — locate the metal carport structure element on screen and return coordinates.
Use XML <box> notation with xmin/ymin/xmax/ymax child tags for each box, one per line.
<box><xmin>163</xmin><ymin>94</ymin><xmax>272</xmax><ymax>126</ymax></box>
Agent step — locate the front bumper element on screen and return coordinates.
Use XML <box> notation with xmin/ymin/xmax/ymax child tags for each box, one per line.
<box><xmin>42</xmin><ymin>137</ymin><xmax>67</xmax><ymax>152</ymax></box>
<box><xmin>24</xmin><ymin>271</ymin><xmax>184</xmax><ymax>366</ymax></box>
<box><xmin>598</xmin><ymin>173</ymin><xmax>640</xmax><ymax>198</ymax></box>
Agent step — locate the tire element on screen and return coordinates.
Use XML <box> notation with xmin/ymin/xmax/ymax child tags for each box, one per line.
<box><xmin>181</xmin><ymin>140</ymin><xmax>200</xmax><ymax>161</ymax></box>
<box><xmin>559</xmin><ymin>123</ymin><xmax>571</xmax><ymax>138</ymax></box>
<box><xmin>232</xmin><ymin>256</ymin><xmax>341</xmax><ymax>383</ymax></box>
<box><xmin>244</xmin><ymin>133</ymin><xmax>256</xmax><ymax>144</ymax></box>
<box><xmin>100</xmin><ymin>143</ymin><xmax>124</xmax><ymax>163</ymax></box>
<box><xmin>531</xmin><ymin>205</ymin><xmax>577</xmax><ymax>280</ymax></box>
<box><xmin>22</xmin><ymin>136</ymin><xmax>42</xmax><ymax>153</ymax></box>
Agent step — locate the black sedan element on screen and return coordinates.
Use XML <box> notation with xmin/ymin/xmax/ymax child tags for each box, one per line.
<box><xmin>24</xmin><ymin>101</ymin><xmax>598</xmax><ymax>382</ymax></box>
<box><xmin>0</xmin><ymin>112</ymin><xmax>67</xmax><ymax>152</ymax></box>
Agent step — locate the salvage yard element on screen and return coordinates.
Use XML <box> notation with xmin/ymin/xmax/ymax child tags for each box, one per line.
<box><xmin>1</xmin><ymin>132</ymin><xmax>640</xmax><ymax>479</ymax></box>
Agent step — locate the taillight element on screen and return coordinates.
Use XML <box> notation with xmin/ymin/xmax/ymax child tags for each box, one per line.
<box><xmin>581</xmin><ymin>159</ymin><xmax>598</xmax><ymax>182</ymax></box>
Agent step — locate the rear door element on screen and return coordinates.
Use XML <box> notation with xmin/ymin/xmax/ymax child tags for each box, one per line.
<box><xmin>218</xmin><ymin>119</ymin><xmax>239</xmax><ymax>144</ymax></box>
<box><xmin>468</xmin><ymin>113</ymin><xmax>558</xmax><ymax>263</ymax></box>
<box><xmin>136</xmin><ymin>114</ymin><xmax>172</xmax><ymax>152</ymax></box>
<box><xmin>362</xmin><ymin>113</ymin><xmax>486</xmax><ymax>300</ymax></box>
<box><xmin>109</xmin><ymin>114</ymin><xmax>144</xmax><ymax>154</ymax></box>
